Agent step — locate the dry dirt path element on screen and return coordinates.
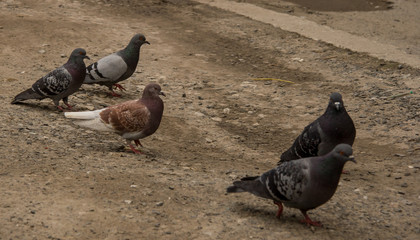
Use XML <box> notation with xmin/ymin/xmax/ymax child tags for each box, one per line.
<box><xmin>0</xmin><ymin>0</ymin><xmax>419</xmax><ymax>239</ymax></box>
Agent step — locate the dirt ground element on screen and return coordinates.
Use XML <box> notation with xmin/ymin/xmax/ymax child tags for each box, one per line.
<box><xmin>0</xmin><ymin>0</ymin><xmax>419</xmax><ymax>239</ymax></box>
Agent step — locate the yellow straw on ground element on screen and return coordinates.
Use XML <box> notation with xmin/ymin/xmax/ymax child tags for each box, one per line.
<box><xmin>251</xmin><ymin>78</ymin><xmax>295</xmax><ymax>84</ymax></box>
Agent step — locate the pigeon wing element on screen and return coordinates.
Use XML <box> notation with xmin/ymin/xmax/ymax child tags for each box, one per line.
<box><xmin>85</xmin><ymin>54</ymin><xmax>128</xmax><ymax>84</ymax></box>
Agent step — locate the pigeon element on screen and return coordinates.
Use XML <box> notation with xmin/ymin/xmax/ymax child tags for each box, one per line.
<box><xmin>227</xmin><ymin>144</ymin><xmax>355</xmax><ymax>226</ymax></box>
<box><xmin>64</xmin><ymin>83</ymin><xmax>164</xmax><ymax>154</ymax></box>
<box><xmin>11</xmin><ymin>48</ymin><xmax>90</xmax><ymax>111</ymax></box>
<box><xmin>279</xmin><ymin>92</ymin><xmax>356</xmax><ymax>163</ymax></box>
<box><xmin>83</xmin><ymin>33</ymin><xmax>150</xmax><ymax>97</ymax></box>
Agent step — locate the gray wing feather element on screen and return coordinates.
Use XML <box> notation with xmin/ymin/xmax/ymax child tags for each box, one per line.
<box><xmin>85</xmin><ymin>54</ymin><xmax>127</xmax><ymax>84</ymax></box>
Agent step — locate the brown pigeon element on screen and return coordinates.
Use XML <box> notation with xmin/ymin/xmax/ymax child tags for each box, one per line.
<box><xmin>64</xmin><ymin>83</ymin><xmax>164</xmax><ymax>154</ymax></box>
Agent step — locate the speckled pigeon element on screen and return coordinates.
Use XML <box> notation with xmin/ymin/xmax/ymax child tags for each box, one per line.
<box><xmin>64</xmin><ymin>83</ymin><xmax>164</xmax><ymax>154</ymax></box>
<box><xmin>11</xmin><ymin>48</ymin><xmax>89</xmax><ymax>111</ymax></box>
<box><xmin>227</xmin><ymin>144</ymin><xmax>355</xmax><ymax>226</ymax></box>
<box><xmin>83</xmin><ymin>33</ymin><xmax>150</xmax><ymax>97</ymax></box>
<box><xmin>279</xmin><ymin>92</ymin><xmax>356</xmax><ymax>164</ymax></box>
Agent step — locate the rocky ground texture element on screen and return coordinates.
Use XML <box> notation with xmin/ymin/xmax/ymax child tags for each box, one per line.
<box><xmin>0</xmin><ymin>0</ymin><xmax>419</xmax><ymax>239</ymax></box>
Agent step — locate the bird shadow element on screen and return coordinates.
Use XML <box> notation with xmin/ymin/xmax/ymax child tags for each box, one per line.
<box><xmin>10</xmin><ymin>101</ymin><xmax>60</xmax><ymax>112</ymax></box>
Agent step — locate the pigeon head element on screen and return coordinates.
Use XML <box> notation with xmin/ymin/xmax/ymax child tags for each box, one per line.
<box><xmin>329</xmin><ymin>92</ymin><xmax>344</xmax><ymax>111</ymax></box>
<box><xmin>70</xmin><ymin>48</ymin><xmax>90</xmax><ymax>60</ymax></box>
<box><xmin>332</xmin><ymin>144</ymin><xmax>356</xmax><ymax>163</ymax></box>
<box><xmin>142</xmin><ymin>83</ymin><xmax>165</xmax><ymax>98</ymax></box>
<box><xmin>131</xmin><ymin>33</ymin><xmax>150</xmax><ymax>47</ymax></box>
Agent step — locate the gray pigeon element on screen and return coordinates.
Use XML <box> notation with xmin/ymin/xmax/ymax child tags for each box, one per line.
<box><xmin>11</xmin><ymin>48</ymin><xmax>89</xmax><ymax>111</ymax></box>
<box><xmin>279</xmin><ymin>92</ymin><xmax>356</xmax><ymax>163</ymax></box>
<box><xmin>64</xmin><ymin>83</ymin><xmax>164</xmax><ymax>154</ymax></box>
<box><xmin>83</xmin><ymin>33</ymin><xmax>150</xmax><ymax>97</ymax></box>
<box><xmin>227</xmin><ymin>144</ymin><xmax>355</xmax><ymax>226</ymax></box>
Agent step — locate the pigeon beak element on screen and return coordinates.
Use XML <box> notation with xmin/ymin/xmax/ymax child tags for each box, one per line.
<box><xmin>334</xmin><ymin>102</ymin><xmax>341</xmax><ymax>111</ymax></box>
<box><xmin>145</xmin><ymin>41</ymin><xmax>150</xmax><ymax>45</ymax></box>
<box><xmin>84</xmin><ymin>55</ymin><xmax>90</xmax><ymax>60</ymax></box>
<box><xmin>159</xmin><ymin>91</ymin><xmax>166</xmax><ymax>97</ymax></box>
<box><xmin>348</xmin><ymin>155</ymin><xmax>356</xmax><ymax>163</ymax></box>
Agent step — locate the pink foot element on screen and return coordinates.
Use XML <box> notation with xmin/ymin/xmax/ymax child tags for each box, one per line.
<box><xmin>274</xmin><ymin>201</ymin><xmax>283</xmax><ymax>218</ymax></box>
<box><xmin>64</xmin><ymin>102</ymin><xmax>73</xmax><ymax>110</ymax></box>
<box><xmin>108</xmin><ymin>91</ymin><xmax>122</xmax><ymax>97</ymax></box>
<box><xmin>128</xmin><ymin>144</ymin><xmax>143</xmax><ymax>154</ymax></box>
<box><xmin>300</xmin><ymin>210</ymin><xmax>322</xmax><ymax>227</ymax></box>
<box><xmin>113</xmin><ymin>84</ymin><xmax>126</xmax><ymax>91</ymax></box>
<box><xmin>57</xmin><ymin>106</ymin><xmax>66</xmax><ymax>112</ymax></box>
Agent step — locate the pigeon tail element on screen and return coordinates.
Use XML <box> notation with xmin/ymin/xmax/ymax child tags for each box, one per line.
<box><xmin>228</xmin><ymin>178</ymin><xmax>273</xmax><ymax>200</ymax></box>
<box><xmin>11</xmin><ymin>88</ymin><xmax>44</xmax><ymax>104</ymax></box>
<box><xmin>226</xmin><ymin>185</ymin><xmax>245</xmax><ymax>193</ymax></box>
<box><xmin>73</xmin><ymin>118</ymin><xmax>111</xmax><ymax>132</ymax></box>
<box><xmin>64</xmin><ymin>109</ymin><xmax>111</xmax><ymax>132</ymax></box>
<box><xmin>64</xmin><ymin>109</ymin><xmax>103</xmax><ymax>119</ymax></box>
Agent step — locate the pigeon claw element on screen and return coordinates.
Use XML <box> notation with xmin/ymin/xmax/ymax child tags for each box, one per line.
<box><xmin>300</xmin><ymin>210</ymin><xmax>323</xmax><ymax>227</ymax></box>
<box><xmin>64</xmin><ymin>102</ymin><xmax>73</xmax><ymax>110</ymax></box>
<box><xmin>113</xmin><ymin>84</ymin><xmax>126</xmax><ymax>91</ymax></box>
<box><xmin>274</xmin><ymin>201</ymin><xmax>284</xmax><ymax>218</ymax></box>
<box><xmin>109</xmin><ymin>91</ymin><xmax>122</xmax><ymax>97</ymax></box>
<box><xmin>128</xmin><ymin>144</ymin><xmax>143</xmax><ymax>155</ymax></box>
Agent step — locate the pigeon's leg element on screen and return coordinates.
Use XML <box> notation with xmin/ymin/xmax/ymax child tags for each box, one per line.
<box><xmin>108</xmin><ymin>90</ymin><xmax>122</xmax><ymax>97</ymax></box>
<box><xmin>113</xmin><ymin>83</ymin><xmax>126</xmax><ymax>91</ymax></box>
<box><xmin>57</xmin><ymin>106</ymin><xmax>66</xmax><ymax>112</ymax></box>
<box><xmin>274</xmin><ymin>201</ymin><xmax>284</xmax><ymax>218</ymax></box>
<box><xmin>107</xmin><ymin>86</ymin><xmax>122</xmax><ymax>97</ymax></box>
<box><xmin>134</xmin><ymin>139</ymin><xmax>143</xmax><ymax>147</ymax></box>
<box><xmin>62</xmin><ymin>97</ymin><xmax>73</xmax><ymax>110</ymax></box>
<box><xmin>299</xmin><ymin>210</ymin><xmax>322</xmax><ymax>227</ymax></box>
<box><xmin>127</xmin><ymin>140</ymin><xmax>143</xmax><ymax>154</ymax></box>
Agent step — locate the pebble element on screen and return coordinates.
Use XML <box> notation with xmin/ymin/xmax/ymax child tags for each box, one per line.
<box><xmin>194</xmin><ymin>112</ymin><xmax>205</xmax><ymax>117</ymax></box>
<box><xmin>156</xmin><ymin>201</ymin><xmax>164</xmax><ymax>206</ymax></box>
<box><xmin>124</xmin><ymin>200</ymin><xmax>132</xmax><ymax>204</ymax></box>
<box><xmin>39</xmin><ymin>49</ymin><xmax>46</xmax><ymax>54</ymax></box>
<box><xmin>130</xmin><ymin>185</ymin><xmax>138</xmax><ymax>188</ymax></box>
<box><xmin>223</xmin><ymin>108</ymin><xmax>231</xmax><ymax>114</ymax></box>
<box><xmin>211</xmin><ymin>117</ymin><xmax>222</xmax><ymax>122</ymax></box>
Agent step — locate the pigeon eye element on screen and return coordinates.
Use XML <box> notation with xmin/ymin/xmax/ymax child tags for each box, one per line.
<box><xmin>339</xmin><ymin>151</ymin><xmax>344</xmax><ymax>155</ymax></box>
<box><xmin>79</xmin><ymin>51</ymin><xmax>84</xmax><ymax>55</ymax></box>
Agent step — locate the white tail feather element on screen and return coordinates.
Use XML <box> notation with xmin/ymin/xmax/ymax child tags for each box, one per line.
<box><xmin>74</xmin><ymin>118</ymin><xmax>112</xmax><ymax>132</ymax></box>
<box><xmin>64</xmin><ymin>109</ymin><xmax>103</xmax><ymax>119</ymax></box>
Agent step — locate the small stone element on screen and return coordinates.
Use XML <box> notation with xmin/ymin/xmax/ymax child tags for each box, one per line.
<box><xmin>182</xmin><ymin>93</ymin><xmax>186</xmax><ymax>98</ymax></box>
<box><xmin>168</xmin><ymin>186</ymin><xmax>174</xmax><ymax>190</ymax></box>
<box><xmin>198</xmin><ymin>96</ymin><xmax>203</xmax><ymax>100</ymax></box>
<box><xmin>401</xmin><ymin>183</ymin><xmax>408</xmax><ymax>188</ymax></box>
<box><xmin>211</xmin><ymin>117</ymin><xmax>222</xmax><ymax>122</ymax></box>
<box><xmin>124</xmin><ymin>200</ymin><xmax>132</xmax><ymax>204</ymax></box>
<box><xmin>223</xmin><ymin>108</ymin><xmax>231</xmax><ymax>114</ymax></box>
<box><xmin>39</xmin><ymin>49</ymin><xmax>46</xmax><ymax>54</ymax></box>
<box><xmin>394</xmin><ymin>153</ymin><xmax>405</xmax><ymax>157</ymax></box>
<box><xmin>30</xmin><ymin>210</ymin><xmax>36</xmax><ymax>214</ymax></box>
<box><xmin>130</xmin><ymin>185</ymin><xmax>138</xmax><ymax>188</ymax></box>
<box><xmin>156</xmin><ymin>201</ymin><xmax>164</xmax><ymax>207</ymax></box>
<box><xmin>194</xmin><ymin>112</ymin><xmax>205</xmax><ymax>117</ymax></box>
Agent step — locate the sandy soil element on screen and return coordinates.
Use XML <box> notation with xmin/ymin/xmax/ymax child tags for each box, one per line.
<box><xmin>0</xmin><ymin>0</ymin><xmax>419</xmax><ymax>239</ymax></box>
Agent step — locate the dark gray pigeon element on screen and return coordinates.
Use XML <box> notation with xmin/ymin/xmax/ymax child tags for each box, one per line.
<box><xmin>83</xmin><ymin>33</ymin><xmax>150</xmax><ymax>97</ymax></box>
<box><xmin>227</xmin><ymin>144</ymin><xmax>355</xmax><ymax>226</ymax></box>
<box><xmin>64</xmin><ymin>83</ymin><xmax>164</xmax><ymax>154</ymax></box>
<box><xmin>11</xmin><ymin>48</ymin><xmax>89</xmax><ymax>111</ymax></box>
<box><xmin>279</xmin><ymin>92</ymin><xmax>356</xmax><ymax>163</ymax></box>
